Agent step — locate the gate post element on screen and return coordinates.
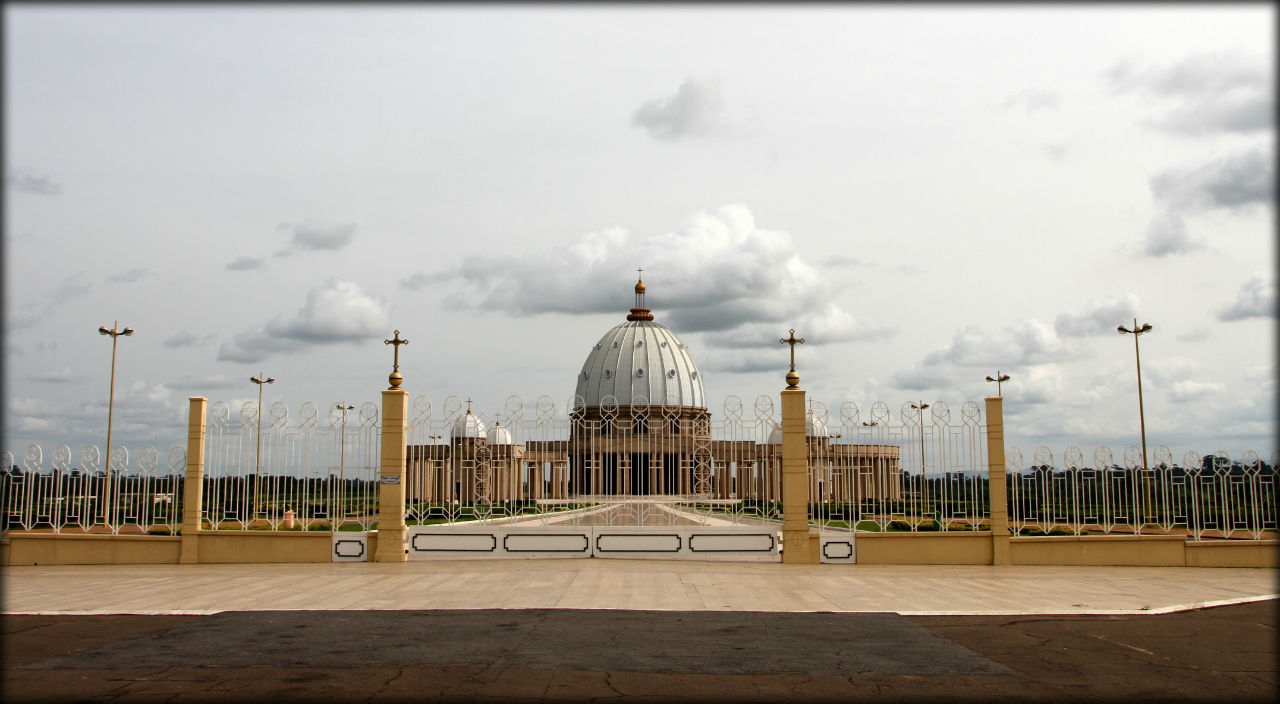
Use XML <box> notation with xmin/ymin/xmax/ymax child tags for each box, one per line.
<box><xmin>985</xmin><ymin>396</ymin><xmax>1011</xmax><ymax>565</ymax></box>
<box><xmin>374</xmin><ymin>387</ymin><xmax>409</xmax><ymax>562</ymax></box>
<box><xmin>179</xmin><ymin>397</ymin><xmax>206</xmax><ymax>564</ymax></box>
<box><xmin>781</xmin><ymin>375</ymin><xmax>816</xmax><ymax>564</ymax></box>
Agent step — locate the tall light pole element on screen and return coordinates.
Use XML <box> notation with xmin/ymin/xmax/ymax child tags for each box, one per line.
<box><xmin>1117</xmin><ymin>320</ymin><xmax>1153</xmax><ymax>473</ymax></box>
<box><xmin>250</xmin><ymin>372</ymin><xmax>275</xmax><ymax>518</ymax></box>
<box><xmin>98</xmin><ymin>321</ymin><xmax>133</xmax><ymax>523</ymax></box>
<box><xmin>335</xmin><ymin>402</ymin><xmax>354</xmax><ymax>525</ymax></box>
<box><xmin>910</xmin><ymin>401</ymin><xmax>930</xmax><ymax>519</ymax></box>
<box><xmin>985</xmin><ymin>371</ymin><xmax>1010</xmax><ymax>397</ymax></box>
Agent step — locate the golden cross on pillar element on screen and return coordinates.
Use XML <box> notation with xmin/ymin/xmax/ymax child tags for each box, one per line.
<box><xmin>779</xmin><ymin>329</ymin><xmax>805</xmax><ymax>372</ymax></box>
<box><xmin>384</xmin><ymin>330</ymin><xmax>409</xmax><ymax>389</ymax></box>
<box><xmin>779</xmin><ymin>328</ymin><xmax>805</xmax><ymax>389</ymax></box>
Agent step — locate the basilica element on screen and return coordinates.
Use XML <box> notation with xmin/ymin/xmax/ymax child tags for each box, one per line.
<box><xmin>406</xmin><ymin>277</ymin><xmax>900</xmax><ymax>505</ymax></box>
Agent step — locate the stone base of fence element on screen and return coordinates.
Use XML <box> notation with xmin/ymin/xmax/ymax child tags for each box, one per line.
<box><xmin>3</xmin><ymin>530</ymin><xmax>333</xmax><ymax>566</ymax></box>
<box><xmin>2</xmin><ymin>531</ymin><xmax>1274</xmax><ymax>567</ymax></box>
<box><xmin>1</xmin><ymin>533</ymin><xmax>181</xmax><ymax>566</ymax></box>
<box><xmin>192</xmin><ymin>531</ymin><xmax>332</xmax><ymax>564</ymax></box>
<box><xmin>1184</xmin><ymin>540</ymin><xmax>1279</xmax><ymax>568</ymax></box>
<box><xmin>855</xmin><ymin>532</ymin><xmax>995</xmax><ymax>565</ymax></box>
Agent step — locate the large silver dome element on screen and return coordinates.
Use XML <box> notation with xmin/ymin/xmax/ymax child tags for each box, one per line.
<box><xmin>574</xmin><ymin>277</ymin><xmax>706</xmax><ymax>409</ymax></box>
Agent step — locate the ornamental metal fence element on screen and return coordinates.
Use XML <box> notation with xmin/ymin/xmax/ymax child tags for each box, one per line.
<box><xmin>4</xmin><ymin>395</ymin><xmax>1273</xmax><ymax>545</ymax></box>
<box><xmin>1007</xmin><ymin>445</ymin><xmax>1278</xmax><ymax>540</ymax></box>
<box><xmin>1</xmin><ymin>444</ymin><xmax>186</xmax><ymax>534</ymax></box>
<box><xmin>202</xmin><ymin>400</ymin><xmax>381</xmax><ymax>531</ymax></box>
<box><xmin>806</xmin><ymin>400</ymin><xmax>987</xmax><ymax>535</ymax></box>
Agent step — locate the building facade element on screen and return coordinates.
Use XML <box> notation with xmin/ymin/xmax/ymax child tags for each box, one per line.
<box><xmin>406</xmin><ymin>278</ymin><xmax>900</xmax><ymax>504</ymax></box>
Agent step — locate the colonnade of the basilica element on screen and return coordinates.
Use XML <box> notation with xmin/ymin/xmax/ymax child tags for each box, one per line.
<box><xmin>405</xmin><ymin>431</ymin><xmax>902</xmax><ymax>504</ymax></box>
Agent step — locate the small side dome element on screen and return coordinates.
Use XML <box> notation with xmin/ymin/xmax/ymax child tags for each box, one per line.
<box><xmin>451</xmin><ymin>409</ymin><xmax>487</xmax><ymax>439</ymax></box>
<box><xmin>767</xmin><ymin>410</ymin><xmax>831</xmax><ymax>444</ymax></box>
<box><xmin>487</xmin><ymin>420</ymin><xmax>513</xmax><ymax>445</ymax></box>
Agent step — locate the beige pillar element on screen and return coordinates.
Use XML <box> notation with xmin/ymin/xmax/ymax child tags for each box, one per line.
<box><xmin>781</xmin><ymin>387</ymin><xmax>815</xmax><ymax>563</ymax></box>
<box><xmin>374</xmin><ymin>389</ymin><xmax>409</xmax><ymax>562</ymax></box>
<box><xmin>179</xmin><ymin>397</ymin><xmax>207</xmax><ymax>564</ymax></box>
<box><xmin>985</xmin><ymin>396</ymin><xmax>1011</xmax><ymax>565</ymax></box>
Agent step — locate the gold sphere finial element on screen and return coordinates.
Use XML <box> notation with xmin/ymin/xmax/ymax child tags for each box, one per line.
<box><xmin>785</xmin><ymin>370</ymin><xmax>800</xmax><ymax>389</ymax></box>
<box><xmin>388</xmin><ymin>371</ymin><xmax>403</xmax><ymax>389</ymax></box>
<box><xmin>627</xmin><ymin>269</ymin><xmax>654</xmax><ymax>321</ymax></box>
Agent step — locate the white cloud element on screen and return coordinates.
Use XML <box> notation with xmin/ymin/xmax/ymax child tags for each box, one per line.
<box><xmin>290</xmin><ymin>220</ymin><xmax>356</xmax><ymax>251</ymax></box>
<box><xmin>1054</xmin><ymin>294</ymin><xmax>1143</xmax><ymax>337</ymax></box>
<box><xmin>217</xmin><ymin>280</ymin><xmax>391</xmax><ymax>363</ymax></box>
<box><xmin>1143</xmin><ymin>356</ymin><xmax>1211</xmax><ymax>395</ymax></box>
<box><xmin>890</xmin><ymin>366</ymin><xmax>957</xmax><ymax>393</ymax></box>
<box><xmin>164</xmin><ymin>331</ymin><xmax>218</xmax><ymax>349</ymax></box>
<box><xmin>1168</xmin><ymin>379</ymin><xmax>1225</xmax><ymax>402</ymax></box>
<box><xmin>1140</xmin><ymin>212</ymin><xmax>1203</xmax><ymax>257</ymax></box>
<box><xmin>998</xmin><ymin>88</ymin><xmax>1060</xmax><ymax>112</ymax></box>
<box><xmin>5</xmin><ymin>166</ymin><xmax>61</xmax><ymax>195</ymax></box>
<box><xmin>1150</xmin><ymin>148</ymin><xmax>1274</xmax><ymax>212</ymax></box>
<box><xmin>105</xmin><ymin>267</ymin><xmax>153</xmax><ymax>284</ymax></box>
<box><xmin>1175</xmin><ymin>327</ymin><xmax>1211</xmax><ymax>343</ymax></box>
<box><xmin>279</xmin><ymin>220</ymin><xmax>357</xmax><ymax>254</ymax></box>
<box><xmin>922</xmin><ymin>319</ymin><xmax>1069</xmax><ymax>368</ymax></box>
<box><xmin>1140</xmin><ymin>148</ymin><xmax>1272</xmax><ymax>257</ymax></box>
<box><xmin>631</xmin><ymin>76</ymin><xmax>729</xmax><ymax>141</ymax></box>
<box><xmin>1105</xmin><ymin>52</ymin><xmax>1272</xmax><ymax>136</ymax></box>
<box><xmin>1218</xmin><ymin>273</ymin><xmax>1276</xmax><ymax>321</ymax></box>
<box><xmin>400</xmin><ymin>272</ymin><xmax>435</xmax><ymax>291</ymax></box>
<box><xmin>7</xmin><ymin>273</ymin><xmax>93</xmax><ymax>329</ymax></box>
<box><xmin>404</xmin><ymin>205</ymin><xmax>880</xmax><ymax>351</ymax></box>
<box><xmin>226</xmin><ymin>256</ymin><xmax>267</xmax><ymax>271</ymax></box>
<box><xmin>53</xmin><ymin>272</ymin><xmax>92</xmax><ymax>304</ymax></box>
<box><xmin>1041</xmin><ymin>142</ymin><xmax>1068</xmax><ymax>162</ymax></box>
<box><xmin>166</xmin><ymin>374</ymin><xmax>240</xmax><ymax>391</ymax></box>
<box><xmin>29</xmin><ymin>367</ymin><xmax>79</xmax><ymax>384</ymax></box>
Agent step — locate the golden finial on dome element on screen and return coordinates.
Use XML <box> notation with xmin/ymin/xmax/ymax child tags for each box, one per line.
<box><xmin>627</xmin><ymin>269</ymin><xmax>654</xmax><ymax>321</ymax></box>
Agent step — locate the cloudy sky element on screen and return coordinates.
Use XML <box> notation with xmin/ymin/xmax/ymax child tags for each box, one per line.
<box><xmin>4</xmin><ymin>5</ymin><xmax>1275</xmax><ymax>462</ymax></box>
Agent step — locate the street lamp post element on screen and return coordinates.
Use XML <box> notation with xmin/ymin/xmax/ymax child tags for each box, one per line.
<box><xmin>250</xmin><ymin>372</ymin><xmax>275</xmax><ymax>520</ymax></box>
<box><xmin>1117</xmin><ymin>320</ymin><xmax>1153</xmax><ymax>473</ymax></box>
<box><xmin>335</xmin><ymin>402</ymin><xmax>354</xmax><ymax>525</ymax></box>
<box><xmin>910</xmin><ymin>401</ymin><xmax>930</xmax><ymax>521</ymax></box>
<box><xmin>98</xmin><ymin>321</ymin><xmax>133</xmax><ymax>523</ymax></box>
<box><xmin>1118</xmin><ymin>319</ymin><xmax>1154</xmax><ymax>524</ymax></box>
<box><xmin>985</xmin><ymin>371</ymin><xmax>1011</xmax><ymax>397</ymax></box>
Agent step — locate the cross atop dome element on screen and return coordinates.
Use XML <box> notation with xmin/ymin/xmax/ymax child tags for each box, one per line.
<box><xmin>627</xmin><ymin>270</ymin><xmax>654</xmax><ymax>321</ymax></box>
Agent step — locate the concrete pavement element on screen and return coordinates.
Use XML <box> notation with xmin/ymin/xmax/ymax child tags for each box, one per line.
<box><xmin>2</xmin><ymin>560</ymin><xmax>1277</xmax><ymax>702</ymax></box>
<box><xmin>4</xmin><ymin>560</ymin><xmax>1277</xmax><ymax>615</ymax></box>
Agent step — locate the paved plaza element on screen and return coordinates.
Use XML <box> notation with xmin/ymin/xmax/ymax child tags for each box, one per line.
<box><xmin>3</xmin><ymin>560</ymin><xmax>1277</xmax><ymax>702</ymax></box>
<box><xmin>4</xmin><ymin>560</ymin><xmax>1276</xmax><ymax>615</ymax></box>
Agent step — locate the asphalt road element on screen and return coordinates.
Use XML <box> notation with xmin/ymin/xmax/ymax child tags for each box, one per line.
<box><xmin>4</xmin><ymin>600</ymin><xmax>1276</xmax><ymax>703</ymax></box>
